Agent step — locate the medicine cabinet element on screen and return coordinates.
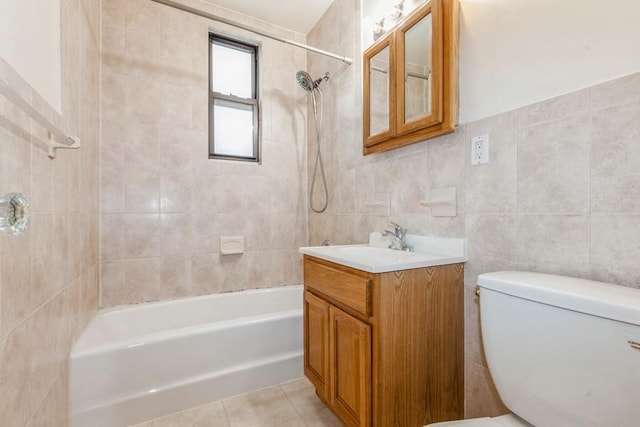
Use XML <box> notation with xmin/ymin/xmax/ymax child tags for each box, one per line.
<box><xmin>363</xmin><ymin>0</ymin><xmax>459</xmax><ymax>155</ymax></box>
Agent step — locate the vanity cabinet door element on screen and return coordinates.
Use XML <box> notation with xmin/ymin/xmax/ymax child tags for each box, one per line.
<box><xmin>304</xmin><ymin>291</ymin><xmax>330</xmax><ymax>400</ymax></box>
<box><xmin>329</xmin><ymin>305</ymin><xmax>371</xmax><ymax>427</ymax></box>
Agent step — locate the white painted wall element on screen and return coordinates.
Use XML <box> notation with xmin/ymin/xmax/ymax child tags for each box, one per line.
<box><xmin>0</xmin><ymin>0</ymin><xmax>62</xmax><ymax>111</ymax></box>
<box><xmin>458</xmin><ymin>0</ymin><xmax>640</xmax><ymax>123</ymax></box>
<box><xmin>363</xmin><ymin>0</ymin><xmax>640</xmax><ymax>123</ymax></box>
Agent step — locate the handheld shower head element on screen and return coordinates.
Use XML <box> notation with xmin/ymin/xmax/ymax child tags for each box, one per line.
<box><xmin>296</xmin><ymin>70</ymin><xmax>330</xmax><ymax>91</ymax></box>
<box><xmin>296</xmin><ymin>70</ymin><xmax>330</xmax><ymax>213</ymax></box>
<box><xmin>296</xmin><ymin>71</ymin><xmax>315</xmax><ymax>92</ymax></box>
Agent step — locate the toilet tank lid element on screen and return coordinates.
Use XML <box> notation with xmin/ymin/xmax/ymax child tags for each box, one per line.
<box><xmin>478</xmin><ymin>271</ymin><xmax>640</xmax><ymax>326</ymax></box>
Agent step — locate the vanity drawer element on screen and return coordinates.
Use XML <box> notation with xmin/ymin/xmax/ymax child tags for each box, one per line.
<box><xmin>303</xmin><ymin>257</ymin><xmax>372</xmax><ymax>317</ymax></box>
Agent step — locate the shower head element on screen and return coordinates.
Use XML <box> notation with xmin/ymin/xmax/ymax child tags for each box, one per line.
<box><xmin>296</xmin><ymin>71</ymin><xmax>315</xmax><ymax>92</ymax></box>
<box><xmin>296</xmin><ymin>70</ymin><xmax>330</xmax><ymax>91</ymax></box>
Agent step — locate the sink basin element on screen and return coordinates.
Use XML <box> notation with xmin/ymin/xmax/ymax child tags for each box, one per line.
<box><xmin>299</xmin><ymin>235</ymin><xmax>467</xmax><ymax>273</ymax></box>
<box><xmin>336</xmin><ymin>246</ymin><xmax>416</xmax><ymax>261</ymax></box>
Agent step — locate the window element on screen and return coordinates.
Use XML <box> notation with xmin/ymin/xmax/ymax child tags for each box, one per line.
<box><xmin>209</xmin><ymin>34</ymin><xmax>260</xmax><ymax>162</ymax></box>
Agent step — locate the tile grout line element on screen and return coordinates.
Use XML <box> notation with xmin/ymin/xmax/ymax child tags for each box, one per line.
<box><xmin>23</xmin><ymin>367</ymin><xmax>63</xmax><ymax>426</ymax></box>
<box><xmin>514</xmin><ymin>107</ymin><xmax>520</xmax><ymax>269</ymax></box>
<box><xmin>220</xmin><ymin>398</ymin><xmax>232</xmax><ymax>427</ymax></box>
<box><xmin>278</xmin><ymin>383</ymin><xmax>311</xmax><ymax>427</ymax></box>
<box><xmin>587</xmin><ymin>86</ymin><xmax>593</xmax><ymax>279</ymax></box>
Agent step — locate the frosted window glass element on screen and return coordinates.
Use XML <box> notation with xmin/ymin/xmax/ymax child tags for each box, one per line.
<box><xmin>213</xmin><ymin>100</ymin><xmax>255</xmax><ymax>158</ymax></box>
<box><xmin>211</xmin><ymin>43</ymin><xmax>253</xmax><ymax>98</ymax></box>
<box><xmin>209</xmin><ymin>34</ymin><xmax>259</xmax><ymax>162</ymax></box>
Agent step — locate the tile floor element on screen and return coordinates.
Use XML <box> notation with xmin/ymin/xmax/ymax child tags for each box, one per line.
<box><xmin>130</xmin><ymin>377</ymin><xmax>343</xmax><ymax>427</ymax></box>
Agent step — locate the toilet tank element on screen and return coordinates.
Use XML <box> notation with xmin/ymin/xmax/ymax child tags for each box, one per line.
<box><xmin>477</xmin><ymin>271</ymin><xmax>640</xmax><ymax>427</ymax></box>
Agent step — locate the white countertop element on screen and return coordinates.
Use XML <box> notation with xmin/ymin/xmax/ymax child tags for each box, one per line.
<box><xmin>299</xmin><ymin>234</ymin><xmax>467</xmax><ymax>273</ymax></box>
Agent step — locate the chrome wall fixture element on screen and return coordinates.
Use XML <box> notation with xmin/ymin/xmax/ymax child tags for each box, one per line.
<box><xmin>150</xmin><ymin>0</ymin><xmax>353</xmax><ymax>65</ymax></box>
<box><xmin>0</xmin><ymin>192</ymin><xmax>29</xmax><ymax>235</ymax></box>
<box><xmin>0</xmin><ymin>79</ymin><xmax>80</xmax><ymax>159</ymax></box>
<box><xmin>371</xmin><ymin>0</ymin><xmax>407</xmax><ymax>39</ymax></box>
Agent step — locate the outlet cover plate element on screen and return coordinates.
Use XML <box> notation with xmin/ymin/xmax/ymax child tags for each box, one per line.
<box><xmin>471</xmin><ymin>134</ymin><xmax>490</xmax><ymax>165</ymax></box>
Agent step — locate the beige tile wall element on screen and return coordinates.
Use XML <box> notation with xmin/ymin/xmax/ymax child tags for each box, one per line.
<box><xmin>0</xmin><ymin>0</ymin><xmax>100</xmax><ymax>424</ymax></box>
<box><xmin>6</xmin><ymin>0</ymin><xmax>638</xmax><ymax>424</ymax></box>
<box><xmin>1</xmin><ymin>0</ymin><xmax>635</xmax><ymax>423</ymax></box>
<box><xmin>307</xmin><ymin>0</ymin><xmax>640</xmax><ymax>418</ymax></box>
<box><xmin>99</xmin><ymin>0</ymin><xmax>308</xmax><ymax>307</ymax></box>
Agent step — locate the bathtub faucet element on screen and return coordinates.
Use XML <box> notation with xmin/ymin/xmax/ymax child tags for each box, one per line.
<box><xmin>382</xmin><ymin>221</ymin><xmax>413</xmax><ymax>252</ymax></box>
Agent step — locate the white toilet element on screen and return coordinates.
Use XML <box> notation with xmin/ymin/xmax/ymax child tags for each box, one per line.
<box><xmin>428</xmin><ymin>271</ymin><xmax>640</xmax><ymax>427</ymax></box>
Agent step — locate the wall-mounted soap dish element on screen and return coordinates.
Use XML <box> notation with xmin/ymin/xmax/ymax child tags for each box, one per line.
<box><xmin>220</xmin><ymin>236</ymin><xmax>244</xmax><ymax>255</ymax></box>
<box><xmin>421</xmin><ymin>187</ymin><xmax>457</xmax><ymax>217</ymax></box>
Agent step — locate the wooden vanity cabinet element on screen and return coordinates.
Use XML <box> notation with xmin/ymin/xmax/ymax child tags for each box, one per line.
<box><xmin>303</xmin><ymin>255</ymin><xmax>464</xmax><ymax>427</ymax></box>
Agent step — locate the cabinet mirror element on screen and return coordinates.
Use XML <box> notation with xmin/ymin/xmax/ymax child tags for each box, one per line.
<box><xmin>370</xmin><ymin>45</ymin><xmax>391</xmax><ymax>136</ymax></box>
<box><xmin>399</xmin><ymin>7</ymin><xmax>440</xmax><ymax>131</ymax></box>
<box><xmin>363</xmin><ymin>36</ymin><xmax>394</xmax><ymax>147</ymax></box>
<box><xmin>404</xmin><ymin>14</ymin><xmax>432</xmax><ymax>123</ymax></box>
<box><xmin>363</xmin><ymin>0</ymin><xmax>458</xmax><ymax>155</ymax></box>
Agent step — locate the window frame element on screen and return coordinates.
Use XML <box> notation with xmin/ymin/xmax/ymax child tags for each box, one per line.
<box><xmin>208</xmin><ymin>33</ymin><xmax>260</xmax><ymax>162</ymax></box>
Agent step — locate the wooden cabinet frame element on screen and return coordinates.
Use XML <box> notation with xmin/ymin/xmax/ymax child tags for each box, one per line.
<box><xmin>363</xmin><ymin>0</ymin><xmax>459</xmax><ymax>155</ymax></box>
<box><xmin>396</xmin><ymin>0</ymin><xmax>443</xmax><ymax>136</ymax></box>
<box><xmin>363</xmin><ymin>34</ymin><xmax>395</xmax><ymax>149</ymax></box>
<box><xmin>303</xmin><ymin>256</ymin><xmax>464</xmax><ymax>426</ymax></box>
<box><xmin>304</xmin><ymin>291</ymin><xmax>330</xmax><ymax>399</ymax></box>
<box><xmin>304</xmin><ymin>290</ymin><xmax>371</xmax><ymax>427</ymax></box>
<box><xmin>329</xmin><ymin>306</ymin><xmax>371</xmax><ymax>427</ymax></box>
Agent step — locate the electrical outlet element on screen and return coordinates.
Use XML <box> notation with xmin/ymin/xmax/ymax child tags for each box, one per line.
<box><xmin>471</xmin><ymin>134</ymin><xmax>490</xmax><ymax>166</ymax></box>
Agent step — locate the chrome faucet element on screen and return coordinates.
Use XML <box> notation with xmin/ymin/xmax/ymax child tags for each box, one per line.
<box><xmin>382</xmin><ymin>221</ymin><xmax>413</xmax><ymax>252</ymax></box>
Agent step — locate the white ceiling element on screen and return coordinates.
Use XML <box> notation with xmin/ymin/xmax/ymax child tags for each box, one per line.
<box><xmin>201</xmin><ymin>0</ymin><xmax>335</xmax><ymax>34</ymax></box>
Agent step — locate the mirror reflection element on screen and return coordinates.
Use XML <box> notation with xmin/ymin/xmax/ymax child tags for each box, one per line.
<box><xmin>404</xmin><ymin>13</ymin><xmax>432</xmax><ymax>123</ymax></box>
<box><xmin>369</xmin><ymin>45</ymin><xmax>390</xmax><ymax>136</ymax></box>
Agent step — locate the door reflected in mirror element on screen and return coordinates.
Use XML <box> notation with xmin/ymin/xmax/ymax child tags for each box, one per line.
<box><xmin>370</xmin><ymin>45</ymin><xmax>391</xmax><ymax>136</ymax></box>
<box><xmin>404</xmin><ymin>14</ymin><xmax>432</xmax><ymax>123</ymax></box>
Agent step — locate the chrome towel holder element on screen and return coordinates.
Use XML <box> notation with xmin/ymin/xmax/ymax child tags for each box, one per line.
<box><xmin>0</xmin><ymin>79</ymin><xmax>80</xmax><ymax>159</ymax></box>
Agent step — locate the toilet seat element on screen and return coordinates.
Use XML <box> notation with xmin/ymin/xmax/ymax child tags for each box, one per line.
<box><xmin>426</xmin><ymin>414</ymin><xmax>531</xmax><ymax>427</ymax></box>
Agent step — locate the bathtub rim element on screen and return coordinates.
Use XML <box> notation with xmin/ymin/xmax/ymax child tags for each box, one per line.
<box><xmin>71</xmin><ymin>308</ymin><xmax>302</xmax><ymax>358</ymax></box>
<box><xmin>96</xmin><ymin>283</ymin><xmax>303</xmax><ymax>317</ymax></box>
<box><xmin>72</xmin><ymin>284</ymin><xmax>303</xmax><ymax>358</ymax></box>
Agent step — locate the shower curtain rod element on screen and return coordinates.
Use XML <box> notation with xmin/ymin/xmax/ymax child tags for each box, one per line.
<box><xmin>150</xmin><ymin>0</ymin><xmax>354</xmax><ymax>65</ymax></box>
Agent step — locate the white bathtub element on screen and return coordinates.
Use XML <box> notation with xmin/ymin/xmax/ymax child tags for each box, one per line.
<box><xmin>70</xmin><ymin>285</ymin><xmax>303</xmax><ymax>427</ymax></box>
